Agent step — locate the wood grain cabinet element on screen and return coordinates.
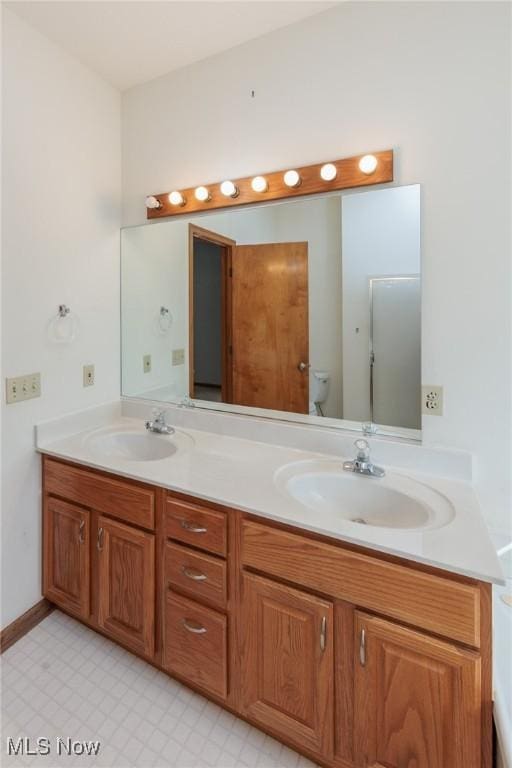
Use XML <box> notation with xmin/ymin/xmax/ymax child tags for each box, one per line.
<box><xmin>43</xmin><ymin>497</ymin><xmax>90</xmax><ymax>619</ymax></box>
<box><xmin>353</xmin><ymin>612</ymin><xmax>482</xmax><ymax>768</ymax></box>
<box><xmin>241</xmin><ymin>572</ymin><xmax>334</xmax><ymax>759</ymax></box>
<box><xmin>41</xmin><ymin>457</ymin><xmax>492</xmax><ymax>768</ymax></box>
<box><xmin>163</xmin><ymin>591</ymin><xmax>227</xmax><ymax>699</ymax></box>
<box><xmin>96</xmin><ymin>516</ymin><xmax>155</xmax><ymax>658</ymax></box>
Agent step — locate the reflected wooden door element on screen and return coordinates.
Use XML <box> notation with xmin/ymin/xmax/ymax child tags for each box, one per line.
<box><xmin>231</xmin><ymin>242</ymin><xmax>309</xmax><ymax>413</ymax></box>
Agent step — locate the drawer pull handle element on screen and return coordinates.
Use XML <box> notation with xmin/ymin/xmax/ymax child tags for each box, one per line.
<box><xmin>320</xmin><ymin>616</ymin><xmax>327</xmax><ymax>652</ymax></box>
<box><xmin>182</xmin><ymin>618</ymin><xmax>207</xmax><ymax>635</ymax></box>
<box><xmin>181</xmin><ymin>519</ymin><xmax>207</xmax><ymax>534</ymax></box>
<box><xmin>182</xmin><ymin>566</ymin><xmax>207</xmax><ymax>582</ymax></box>
<box><xmin>360</xmin><ymin>628</ymin><xmax>366</xmax><ymax>666</ymax></box>
<box><xmin>97</xmin><ymin>527</ymin><xmax>104</xmax><ymax>552</ymax></box>
<box><xmin>78</xmin><ymin>520</ymin><xmax>85</xmax><ymax>545</ymax></box>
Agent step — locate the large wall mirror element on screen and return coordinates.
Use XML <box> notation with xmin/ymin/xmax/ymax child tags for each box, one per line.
<box><xmin>121</xmin><ymin>184</ymin><xmax>421</xmax><ymax>437</ymax></box>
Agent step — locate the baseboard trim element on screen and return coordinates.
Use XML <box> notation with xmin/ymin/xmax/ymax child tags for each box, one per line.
<box><xmin>0</xmin><ymin>599</ymin><xmax>54</xmax><ymax>653</ymax></box>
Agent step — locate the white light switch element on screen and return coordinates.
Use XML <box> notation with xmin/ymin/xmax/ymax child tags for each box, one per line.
<box><xmin>6</xmin><ymin>372</ymin><xmax>41</xmax><ymax>404</ymax></box>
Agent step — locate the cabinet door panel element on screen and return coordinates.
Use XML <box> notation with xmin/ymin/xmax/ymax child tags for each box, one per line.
<box><xmin>43</xmin><ymin>497</ymin><xmax>90</xmax><ymax>619</ymax></box>
<box><xmin>242</xmin><ymin>573</ymin><xmax>333</xmax><ymax>759</ymax></box>
<box><xmin>354</xmin><ymin>611</ymin><xmax>481</xmax><ymax>768</ymax></box>
<box><xmin>97</xmin><ymin>516</ymin><xmax>155</xmax><ymax>657</ymax></box>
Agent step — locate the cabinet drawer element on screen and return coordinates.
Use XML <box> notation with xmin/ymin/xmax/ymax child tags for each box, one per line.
<box><xmin>165</xmin><ymin>541</ymin><xmax>227</xmax><ymax>610</ymax></box>
<box><xmin>163</xmin><ymin>591</ymin><xmax>227</xmax><ymax>699</ymax></box>
<box><xmin>44</xmin><ymin>458</ymin><xmax>155</xmax><ymax>530</ymax></box>
<box><xmin>242</xmin><ymin>520</ymin><xmax>481</xmax><ymax>647</ymax></box>
<box><xmin>165</xmin><ymin>497</ymin><xmax>227</xmax><ymax>556</ymax></box>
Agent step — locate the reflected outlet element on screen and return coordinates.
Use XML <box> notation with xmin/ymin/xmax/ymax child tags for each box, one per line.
<box><xmin>172</xmin><ymin>349</ymin><xmax>185</xmax><ymax>366</ymax></box>
<box><xmin>83</xmin><ymin>364</ymin><xmax>95</xmax><ymax>387</ymax></box>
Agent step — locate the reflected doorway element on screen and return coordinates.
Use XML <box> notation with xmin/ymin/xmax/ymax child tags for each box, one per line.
<box><xmin>189</xmin><ymin>224</ymin><xmax>310</xmax><ymax>413</ymax></box>
<box><xmin>189</xmin><ymin>225</ymin><xmax>234</xmax><ymax>403</ymax></box>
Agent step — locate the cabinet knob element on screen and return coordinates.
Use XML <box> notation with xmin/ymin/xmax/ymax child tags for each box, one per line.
<box><xmin>182</xmin><ymin>566</ymin><xmax>207</xmax><ymax>582</ymax></box>
<box><xmin>181</xmin><ymin>519</ymin><xmax>207</xmax><ymax>534</ymax></box>
<box><xmin>78</xmin><ymin>520</ymin><xmax>85</xmax><ymax>545</ymax></box>
<box><xmin>359</xmin><ymin>628</ymin><xmax>366</xmax><ymax>666</ymax></box>
<box><xmin>320</xmin><ymin>616</ymin><xmax>327</xmax><ymax>652</ymax></box>
<box><xmin>97</xmin><ymin>527</ymin><xmax>104</xmax><ymax>552</ymax></box>
<box><xmin>182</xmin><ymin>618</ymin><xmax>207</xmax><ymax>635</ymax></box>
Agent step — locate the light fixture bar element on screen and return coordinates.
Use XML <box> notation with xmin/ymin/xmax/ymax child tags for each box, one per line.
<box><xmin>146</xmin><ymin>150</ymin><xmax>393</xmax><ymax>219</ymax></box>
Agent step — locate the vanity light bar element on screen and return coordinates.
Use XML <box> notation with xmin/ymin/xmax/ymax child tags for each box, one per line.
<box><xmin>146</xmin><ymin>150</ymin><xmax>393</xmax><ymax>219</ymax></box>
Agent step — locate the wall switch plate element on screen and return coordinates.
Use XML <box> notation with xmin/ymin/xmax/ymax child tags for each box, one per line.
<box><xmin>83</xmin><ymin>364</ymin><xmax>95</xmax><ymax>387</ymax></box>
<box><xmin>143</xmin><ymin>354</ymin><xmax>152</xmax><ymax>373</ymax></box>
<box><xmin>422</xmin><ymin>385</ymin><xmax>443</xmax><ymax>415</ymax></box>
<box><xmin>172</xmin><ymin>348</ymin><xmax>185</xmax><ymax>366</ymax></box>
<box><xmin>6</xmin><ymin>372</ymin><xmax>41</xmax><ymax>404</ymax></box>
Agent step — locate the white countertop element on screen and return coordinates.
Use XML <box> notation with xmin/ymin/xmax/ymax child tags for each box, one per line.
<box><xmin>35</xmin><ymin>404</ymin><xmax>504</xmax><ymax>585</ymax></box>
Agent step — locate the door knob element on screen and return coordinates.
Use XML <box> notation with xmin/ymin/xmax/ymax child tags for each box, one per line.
<box><xmin>298</xmin><ymin>362</ymin><xmax>310</xmax><ymax>372</ymax></box>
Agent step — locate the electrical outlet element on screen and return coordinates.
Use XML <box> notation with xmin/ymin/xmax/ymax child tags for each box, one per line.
<box><xmin>83</xmin><ymin>364</ymin><xmax>95</xmax><ymax>387</ymax></box>
<box><xmin>172</xmin><ymin>348</ymin><xmax>185</xmax><ymax>366</ymax></box>
<box><xmin>143</xmin><ymin>354</ymin><xmax>152</xmax><ymax>373</ymax></box>
<box><xmin>6</xmin><ymin>372</ymin><xmax>41</xmax><ymax>404</ymax></box>
<box><xmin>422</xmin><ymin>385</ymin><xmax>443</xmax><ymax>416</ymax></box>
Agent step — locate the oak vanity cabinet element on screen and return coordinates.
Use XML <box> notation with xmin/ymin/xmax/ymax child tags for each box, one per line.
<box><xmin>241</xmin><ymin>573</ymin><xmax>334</xmax><ymax>758</ymax></box>
<box><xmin>42</xmin><ymin>456</ymin><xmax>492</xmax><ymax>768</ymax></box>
<box><xmin>96</xmin><ymin>516</ymin><xmax>155</xmax><ymax>657</ymax></box>
<box><xmin>240</xmin><ymin>518</ymin><xmax>489</xmax><ymax>768</ymax></box>
<box><xmin>162</xmin><ymin>495</ymin><xmax>229</xmax><ymax>701</ymax></box>
<box><xmin>42</xmin><ymin>457</ymin><xmax>156</xmax><ymax>659</ymax></box>
<box><xmin>353</xmin><ymin>612</ymin><xmax>482</xmax><ymax>768</ymax></box>
<box><xmin>43</xmin><ymin>496</ymin><xmax>90</xmax><ymax>619</ymax></box>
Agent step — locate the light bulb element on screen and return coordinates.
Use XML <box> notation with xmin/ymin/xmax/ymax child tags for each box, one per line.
<box><xmin>359</xmin><ymin>154</ymin><xmax>378</xmax><ymax>175</ymax></box>
<box><xmin>220</xmin><ymin>180</ymin><xmax>239</xmax><ymax>198</ymax></box>
<box><xmin>320</xmin><ymin>163</ymin><xmax>337</xmax><ymax>182</ymax></box>
<box><xmin>194</xmin><ymin>186</ymin><xmax>211</xmax><ymax>202</ymax></box>
<box><xmin>251</xmin><ymin>176</ymin><xmax>268</xmax><ymax>193</ymax></box>
<box><xmin>283</xmin><ymin>170</ymin><xmax>301</xmax><ymax>188</ymax></box>
<box><xmin>168</xmin><ymin>190</ymin><xmax>185</xmax><ymax>206</ymax></box>
<box><xmin>145</xmin><ymin>195</ymin><xmax>162</xmax><ymax>209</ymax></box>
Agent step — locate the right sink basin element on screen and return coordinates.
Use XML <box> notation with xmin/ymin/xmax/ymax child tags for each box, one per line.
<box><xmin>275</xmin><ymin>459</ymin><xmax>455</xmax><ymax>531</ymax></box>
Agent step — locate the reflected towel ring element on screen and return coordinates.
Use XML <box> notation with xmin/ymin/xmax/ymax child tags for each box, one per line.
<box><xmin>47</xmin><ymin>304</ymin><xmax>79</xmax><ymax>344</ymax></box>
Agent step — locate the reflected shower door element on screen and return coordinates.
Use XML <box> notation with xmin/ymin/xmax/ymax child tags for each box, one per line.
<box><xmin>370</xmin><ymin>277</ymin><xmax>421</xmax><ymax>429</ymax></box>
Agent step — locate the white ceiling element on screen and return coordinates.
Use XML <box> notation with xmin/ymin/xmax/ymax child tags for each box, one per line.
<box><xmin>6</xmin><ymin>1</ymin><xmax>336</xmax><ymax>91</ymax></box>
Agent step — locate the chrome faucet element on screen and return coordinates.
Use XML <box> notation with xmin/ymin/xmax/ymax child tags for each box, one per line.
<box><xmin>343</xmin><ymin>439</ymin><xmax>385</xmax><ymax>478</ymax></box>
<box><xmin>145</xmin><ymin>409</ymin><xmax>175</xmax><ymax>435</ymax></box>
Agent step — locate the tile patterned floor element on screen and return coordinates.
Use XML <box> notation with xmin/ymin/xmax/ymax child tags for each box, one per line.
<box><xmin>1</xmin><ymin>611</ymin><xmax>317</xmax><ymax>768</ymax></box>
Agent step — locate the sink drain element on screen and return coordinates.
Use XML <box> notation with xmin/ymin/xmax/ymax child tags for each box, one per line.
<box><xmin>351</xmin><ymin>517</ymin><xmax>367</xmax><ymax>525</ymax></box>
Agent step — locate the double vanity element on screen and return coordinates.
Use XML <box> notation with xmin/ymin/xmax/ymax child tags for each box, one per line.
<box><xmin>37</xmin><ymin>402</ymin><xmax>503</xmax><ymax>768</ymax></box>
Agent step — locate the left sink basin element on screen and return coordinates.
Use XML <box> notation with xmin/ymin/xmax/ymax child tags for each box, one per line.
<box><xmin>85</xmin><ymin>427</ymin><xmax>193</xmax><ymax>462</ymax></box>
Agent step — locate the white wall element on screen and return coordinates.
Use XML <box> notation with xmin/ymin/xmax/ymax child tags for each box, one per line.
<box><xmin>1</xmin><ymin>9</ymin><xmax>121</xmax><ymax>628</ymax></box>
<box><xmin>121</xmin><ymin>220</ymin><xmax>189</xmax><ymax>399</ymax></box>
<box><xmin>342</xmin><ymin>185</ymin><xmax>420</xmax><ymax>424</ymax></box>
<box><xmin>122</xmin><ymin>2</ymin><xmax>511</xmax><ymax>532</ymax></box>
